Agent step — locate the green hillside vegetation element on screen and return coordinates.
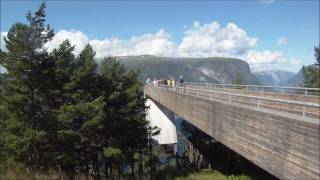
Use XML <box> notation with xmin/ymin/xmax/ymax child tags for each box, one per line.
<box><xmin>253</xmin><ymin>70</ymin><xmax>296</xmax><ymax>86</ymax></box>
<box><xmin>105</xmin><ymin>55</ymin><xmax>260</xmax><ymax>85</ymax></box>
<box><xmin>156</xmin><ymin>168</ymin><xmax>251</xmax><ymax>180</ymax></box>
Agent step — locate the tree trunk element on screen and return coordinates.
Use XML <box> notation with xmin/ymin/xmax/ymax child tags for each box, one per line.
<box><xmin>95</xmin><ymin>154</ymin><xmax>101</xmax><ymax>180</ymax></box>
<box><xmin>138</xmin><ymin>147</ymin><xmax>143</xmax><ymax>176</ymax></box>
<box><xmin>148</xmin><ymin>139</ymin><xmax>153</xmax><ymax>178</ymax></box>
<box><xmin>131</xmin><ymin>158</ymin><xmax>135</xmax><ymax>180</ymax></box>
<box><xmin>85</xmin><ymin>162</ymin><xmax>89</xmax><ymax>180</ymax></box>
<box><xmin>109</xmin><ymin>161</ymin><xmax>113</xmax><ymax>177</ymax></box>
<box><xmin>117</xmin><ymin>164</ymin><xmax>122</xmax><ymax>179</ymax></box>
<box><xmin>68</xmin><ymin>175</ymin><xmax>74</xmax><ymax>180</ymax></box>
<box><xmin>68</xmin><ymin>172</ymin><xmax>75</xmax><ymax>180</ymax></box>
<box><xmin>104</xmin><ymin>161</ymin><xmax>109</xmax><ymax>177</ymax></box>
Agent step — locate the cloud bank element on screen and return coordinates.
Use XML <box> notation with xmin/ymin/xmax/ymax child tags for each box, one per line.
<box><xmin>178</xmin><ymin>21</ymin><xmax>257</xmax><ymax>58</ymax></box>
<box><xmin>90</xmin><ymin>29</ymin><xmax>176</xmax><ymax>58</ymax></box>
<box><xmin>1</xmin><ymin>21</ymin><xmax>300</xmax><ymax>71</ymax></box>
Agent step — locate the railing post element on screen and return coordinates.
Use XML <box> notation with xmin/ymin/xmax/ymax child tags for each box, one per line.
<box><xmin>261</xmin><ymin>87</ymin><xmax>264</xmax><ymax>93</ymax></box>
<box><xmin>257</xmin><ymin>97</ymin><xmax>260</xmax><ymax>110</ymax></box>
<box><xmin>229</xmin><ymin>95</ymin><xmax>232</xmax><ymax>104</ymax></box>
<box><xmin>305</xmin><ymin>89</ymin><xmax>308</xmax><ymax>96</ymax></box>
<box><xmin>302</xmin><ymin>106</ymin><xmax>306</xmax><ymax>118</ymax></box>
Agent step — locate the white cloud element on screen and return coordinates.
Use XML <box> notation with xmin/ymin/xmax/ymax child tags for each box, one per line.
<box><xmin>246</xmin><ymin>51</ymin><xmax>301</xmax><ymax>71</ymax></box>
<box><xmin>1</xmin><ymin>20</ymin><xmax>301</xmax><ymax>71</ymax></box>
<box><xmin>1</xmin><ymin>32</ymin><xmax>8</xmax><ymax>51</ymax></box>
<box><xmin>90</xmin><ymin>29</ymin><xmax>176</xmax><ymax>58</ymax></box>
<box><xmin>43</xmin><ymin>22</ymin><xmax>289</xmax><ymax>71</ymax></box>
<box><xmin>242</xmin><ymin>50</ymin><xmax>286</xmax><ymax>71</ymax></box>
<box><xmin>177</xmin><ymin>21</ymin><xmax>257</xmax><ymax>58</ymax></box>
<box><xmin>289</xmin><ymin>58</ymin><xmax>301</xmax><ymax>65</ymax></box>
<box><xmin>44</xmin><ymin>29</ymin><xmax>175</xmax><ymax>58</ymax></box>
<box><xmin>45</xmin><ymin>30</ymin><xmax>89</xmax><ymax>55</ymax></box>
<box><xmin>1</xmin><ymin>32</ymin><xmax>8</xmax><ymax>73</ymax></box>
<box><xmin>245</xmin><ymin>50</ymin><xmax>284</xmax><ymax>64</ymax></box>
<box><xmin>277</xmin><ymin>36</ymin><xmax>288</xmax><ymax>45</ymax></box>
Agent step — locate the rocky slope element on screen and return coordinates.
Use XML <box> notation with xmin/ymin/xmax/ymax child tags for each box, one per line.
<box><xmin>285</xmin><ymin>67</ymin><xmax>304</xmax><ymax>87</ymax></box>
<box><xmin>115</xmin><ymin>55</ymin><xmax>260</xmax><ymax>84</ymax></box>
<box><xmin>253</xmin><ymin>70</ymin><xmax>295</xmax><ymax>86</ymax></box>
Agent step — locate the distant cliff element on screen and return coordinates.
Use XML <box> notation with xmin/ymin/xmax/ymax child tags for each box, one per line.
<box><xmin>115</xmin><ymin>55</ymin><xmax>260</xmax><ymax>84</ymax></box>
<box><xmin>253</xmin><ymin>70</ymin><xmax>295</xmax><ymax>86</ymax></box>
<box><xmin>286</xmin><ymin>67</ymin><xmax>305</xmax><ymax>87</ymax></box>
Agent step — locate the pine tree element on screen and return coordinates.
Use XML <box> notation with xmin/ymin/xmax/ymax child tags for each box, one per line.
<box><xmin>1</xmin><ymin>1</ymin><xmax>57</xmax><ymax>170</ymax></box>
<box><xmin>303</xmin><ymin>45</ymin><xmax>320</xmax><ymax>88</ymax></box>
<box><xmin>100</xmin><ymin>57</ymin><xmax>154</xmax><ymax>178</ymax></box>
<box><xmin>50</xmin><ymin>40</ymin><xmax>76</xmax><ymax>105</ymax></box>
<box><xmin>314</xmin><ymin>45</ymin><xmax>320</xmax><ymax>67</ymax></box>
<box><xmin>1</xmin><ymin>2</ymin><xmax>158</xmax><ymax>178</ymax></box>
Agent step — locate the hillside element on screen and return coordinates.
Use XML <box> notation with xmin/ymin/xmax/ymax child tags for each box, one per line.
<box><xmin>286</xmin><ymin>67</ymin><xmax>304</xmax><ymax>87</ymax></box>
<box><xmin>253</xmin><ymin>70</ymin><xmax>295</xmax><ymax>86</ymax></box>
<box><xmin>114</xmin><ymin>55</ymin><xmax>260</xmax><ymax>84</ymax></box>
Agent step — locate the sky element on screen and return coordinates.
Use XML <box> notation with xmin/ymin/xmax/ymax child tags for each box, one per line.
<box><xmin>1</xmin><ymin>0</ymin><xmax>319</xmax><ymax>72</ymax></box>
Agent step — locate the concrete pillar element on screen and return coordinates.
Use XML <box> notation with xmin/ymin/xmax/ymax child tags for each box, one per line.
<box><xmin>146</xmin><ymin>99</ymin><xmax>178</xmax><ymax>144</ymax></box>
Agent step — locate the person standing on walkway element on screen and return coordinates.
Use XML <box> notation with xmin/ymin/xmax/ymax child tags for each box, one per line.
<box><xmin>146</xmin><ymin>78</ymin><xmax>151</xmax><ymax>85</ymax></box>
<box><xmin>172</xmin><ymin>78</ymin><xmax>176</xmax><ymax>90</ymax></box>
<box><xmin>153</xmin><ymin>78</ymin><xmax>157</xmax><ymax>86</ymax></box>
<box><xmin>179</xmin><ymin>75</ymin><xmax>184</xmax><ymax>86</ymax></box>
<box><xmin>179</xmin><ymin>75</ymin><xmax>185</xmax><ymax>92</ymax></box>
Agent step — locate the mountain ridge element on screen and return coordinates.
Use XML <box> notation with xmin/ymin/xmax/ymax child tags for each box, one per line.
<box><xmin>108</xmin><ymin>55</ymin><xmax>260</xmax><ymax>85</ymax></box>
<box><xmin>253</xmin><ymin>70</ymin><xmax>296</xmax><ymax>86</ymax></box>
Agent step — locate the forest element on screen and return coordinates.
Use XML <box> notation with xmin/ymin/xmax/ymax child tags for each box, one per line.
<box><xmin>1</xmin><ymin>2</ymin><xmax>318</xmax><ymax>180</ymax></box>
<box><xmin>0</xmin><ymin>2</ymin><xmax>162</xmax><ymax>179</ymax></box>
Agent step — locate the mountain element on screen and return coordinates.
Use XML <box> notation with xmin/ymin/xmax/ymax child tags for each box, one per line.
<box><xmin>253</xmin><ymin>70</ymin><xmax>295</xmax><ymax>86</ymax></box>
<box><xmin>285</xmin><ymin>67</ymin><xmax>304</xmax><ymax>87</ymax></box>
<box><xmin>113</xmin><ymin>55</ymin><xmax>260</xmax><ymax>84</ymax></box>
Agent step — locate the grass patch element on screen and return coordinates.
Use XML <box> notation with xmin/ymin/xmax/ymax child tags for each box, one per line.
<box><xmin>156</xmin><ymin>168</ymin><xmax>251</xmax><ymax>180</ymax></box>
<box><xmin>175</xmin><ymin>170</ymin><xmax>227</xmax><ymax>180</ymax></box>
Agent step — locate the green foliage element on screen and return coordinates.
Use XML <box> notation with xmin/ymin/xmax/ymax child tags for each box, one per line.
<box><xmin>0</xmin><ymin>2</ymin><xmax>156</xmax><ymax>179</ymax></box>
<box><xmin>103</xmin><ymin>147</ymin><xmax>122</xmax><ymax>158</ymax></box>
<box><xmin>228</xmin><ymin>174</ymin><xmax>251</xmax><ymax>180</ymax></box>
<box><xmin>303</xmin><ymin>45</ymin><xmax>320</xmax><ymax>88</ymax></box>
<box><xmin>234</xmin><ymin>72</ymin><xmax>243</xmax><ymax>85</ymax></box>
<box><xmin>314</xmin><ymin>45</ymin><xmax>320</xmax><ymax>66</ymax></box>
<box><xmin>1</xmin><ymin>1</ymin><xmax>57</xmax><ymax>171</ymax></box>
<box><xmin>303</xmin><ymin>65</ymin><xmax>320</xmax><ymax>88</ymax></box>
<box><xmin>156</xmin><ymin>168</ymin><xmax>250</xmax><ymax>180</ymax></box>
<box><xmin>179</xmin><ymin>170</ymin><xmax>228</xmax><ymax>180</ymax></box>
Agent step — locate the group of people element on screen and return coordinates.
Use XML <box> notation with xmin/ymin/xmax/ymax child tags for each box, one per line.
<box><xmin>146</xmin><ymin>75</ymin><xmax>184</xmax><ymax>88</ymax></box>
